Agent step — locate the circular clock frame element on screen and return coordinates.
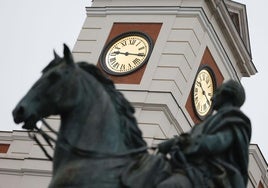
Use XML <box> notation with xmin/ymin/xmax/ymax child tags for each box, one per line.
<box><xmin>192</xmin><ymin>66</ymin><xmax>216</xmax><ymax>120</ymax></box>
<box><xmin>100</xmin><ymin>31</ymin><xmax>153</xmax><ymax>76</ymax></box>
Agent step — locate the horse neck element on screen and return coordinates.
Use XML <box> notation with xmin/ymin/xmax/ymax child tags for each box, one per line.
<box><xmin>59</xmin><ymin>79</ymin><xmax>128</xmax><ymax>154</ymax></box>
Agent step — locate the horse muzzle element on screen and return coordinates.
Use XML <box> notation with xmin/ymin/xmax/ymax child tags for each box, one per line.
<box><xmin>12</xmin><ymin>104</ymin><xmax>39</xmax><ymax>130</ymax></box>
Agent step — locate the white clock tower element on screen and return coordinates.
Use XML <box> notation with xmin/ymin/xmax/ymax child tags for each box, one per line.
<box><xmin>72</xmin><ymin>0</ymin><xmax>256</xmax><ymax>145</ymax></box>
<box><xmin>0</xmin><ymin>1</ymin><xmax>267</xmax><ymax>188</ymax></box>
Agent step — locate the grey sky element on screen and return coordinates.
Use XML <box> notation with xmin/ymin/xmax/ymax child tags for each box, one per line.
<box><xmin>1</xmin><ymin>0</ymin><xmax>267</xmax><ymax>160</ymax></box>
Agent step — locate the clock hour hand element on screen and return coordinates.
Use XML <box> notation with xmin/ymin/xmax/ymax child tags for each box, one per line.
<box><xmin>197</xmin><ymin>81</ymin><xmax>211</xmax><ymax>105</ymax></box>
<box><xmin>113</xmin><ymin>51</ymin><xmax>145</xmax><ymax>56</ymax></box>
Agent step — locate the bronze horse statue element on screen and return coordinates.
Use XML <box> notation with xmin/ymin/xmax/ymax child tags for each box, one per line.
<box><xmin>13</xmin><ymin>45</ymin><xmax>251</xmax><ymax>188</ymax></box>
<box><xmin>12</xmin><ymin>45</ymin><xmax>170</xmax><ymax>188</ymax></box>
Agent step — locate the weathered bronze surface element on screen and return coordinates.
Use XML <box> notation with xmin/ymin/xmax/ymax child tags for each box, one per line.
<box><xmin>12</xmin><ymin>45</ymin><xmax>251</xmax><ymax>188</ymax></box>
<box><xmin>157</xmin><ymin>80</ymin><xmax>251</xmax><ymax>188</ymax></box>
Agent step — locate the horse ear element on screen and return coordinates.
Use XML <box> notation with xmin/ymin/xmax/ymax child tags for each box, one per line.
<box><xmin>53</xmin><ymin>50</ymin><xmax>61</xmax><ymax>60</ymax></box>
<box><xmin>63</xmin><ymin>44</ymin><xmax>74</xmax><ymax>65</ymax></box>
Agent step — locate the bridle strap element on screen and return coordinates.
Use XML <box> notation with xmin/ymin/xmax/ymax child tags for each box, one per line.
<box><xmin>28</xmin><ymin>131</ymin><xmax>53</xmax><ymax>161</ymax></box>
<box><xmin>28</xmin><ymin>119</ymin><xmax>58</xmax><ymax>161</ymax></box>
<box><xmin>60</xmin><ymin>137</ymin><xmax>148</xmax><ymax>159</ymax></box>
<box><xmin>30</xmin><ymin>119</ymin><xmax>150</xmax><ymax>160</ymax></box>
<box><xmin>40</xmin><ymin>119</ymin><xmax>58</xmax><ymax>136</ymax></box>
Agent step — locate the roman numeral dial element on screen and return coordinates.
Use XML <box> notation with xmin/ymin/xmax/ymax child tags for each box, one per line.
<box><xmin>193</xmin><ymin>68</ymin><xmax>216</xmax><ymax>119</ymax></box>
<box><xmin>100</xmin><ymin>32</ymin><xmax>153</xmax><ymax>75</ymax></box>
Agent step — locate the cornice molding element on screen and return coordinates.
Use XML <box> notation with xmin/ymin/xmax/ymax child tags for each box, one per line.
<box><xmin>249</xmin><ymin>144</ymin><xmax>268</xmax><ymax>175</ymax></box>
<box><xmin>249</xmin><ymin>144</ymin><xmax>268</xmax><ymax>186</ymax></box>
<box><xmin>0</xmin><ymin>167</ymin><xmax>51</xmax><ymax>177</ymax></box>
<box><xmin>224</xmin><ymin>0</ymin><xmax>251</xmax><ymax>51</ymax></box>
<box><xmin>0</xmin><ymin>131</ymin><xmax>32</xmax><ymax>141</ymax></box>
<box><xmin>134</xmin><ymin>102</ymin><xmax>184</xmax><ymax>133</ymax></box>
<box><xmin>207</xmin><ymin>0</ymin><xmax>257</xmax><ymax>76</ymax></box>
<box><xmin>86</xmin><ymin>6</ymin><xmax>182</xmax><ymax>16</ymax></box>
<box><xmin>86</xmin><ymin>4</ymin><xmax>256</xmax><ymax>77</ymax></box>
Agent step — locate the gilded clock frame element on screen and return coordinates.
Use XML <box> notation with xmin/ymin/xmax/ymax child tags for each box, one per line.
<box><xmin>99</xmin><ymin>31</ymin><xmax>153</xmax><ymax>76</ymax></box>
<box><xmin>192</xmin><ymin>66</ymin><xmax>217</xmax><ymax>120</ymax></box>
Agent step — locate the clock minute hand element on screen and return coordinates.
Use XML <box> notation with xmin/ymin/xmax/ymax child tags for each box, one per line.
<box><xmin>127</xmin><ymin>52</ymin><xmax>145</xmax><ymax>56</ymax></box>
<box><xmin>197</xmin><ymin>81</ymin><xmax>211</xmax><ymax>105</ymax></box>
<box><xmin>113</xmin><ymin>51</ymin><xmax>145</xmax><ymax>56</ymax></box>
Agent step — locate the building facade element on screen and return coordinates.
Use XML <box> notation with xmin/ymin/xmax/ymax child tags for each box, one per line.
<box><xmin>0</xmin><ymin>130</ymin><xmax>267</xmax><ymax>187</ymax></box>
<box><xmin>1</xmin><ymin>0</ymin><xmax>267</xmax><ymax>187</ymax></box>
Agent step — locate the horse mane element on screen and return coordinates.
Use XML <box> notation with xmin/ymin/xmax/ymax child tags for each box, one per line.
<box><xmin>77</xmin><ymin>62</ymin><xmax>147</xmax><ymax>148</ymax></box>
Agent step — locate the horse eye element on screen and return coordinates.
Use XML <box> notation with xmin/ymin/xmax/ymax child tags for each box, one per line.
<box><xmin>48</xmin><ymin>72</ymin><xmax>61</xmax><ymax>82</ymax></box>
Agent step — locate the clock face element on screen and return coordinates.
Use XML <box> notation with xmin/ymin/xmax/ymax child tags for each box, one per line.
<box><xmin>100</xmin><ymin>31</ymin><xmax>153</xmax><ymax>75</ymax></box>
<box><xmin>193</xmin><ymin>67</ymin><xmax>215</xmax><ymax>119</ymax></box>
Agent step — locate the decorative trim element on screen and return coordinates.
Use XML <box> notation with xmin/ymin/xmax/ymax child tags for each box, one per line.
<box><xmin>207</xmin><ymin>0</ymin><xmax>257</xmax><ymax>76</ymax></box>
<box><xmin>87</xmin><ymin>5</ymin><xmax>256</xmax><ymax>77</ymax></box>
<box><xmin>135</xmin><ymin>102</ymin><xmax>184</xmax><ymax>134</ymax></box>
<box><xmin>186</xmin><ymin>47</ymin><xmax>224</xmax><ymax>124</ymax></box>
<box><xmin>99</xmin><ymin>31</ymin><xmax>153</xmax><ymax>76</ymax></box>
<box><xmin>98</xmin><ymin>22</ymin><xmax>162</xmax><ymax>84</ymax></box>
<box><xmin>86</xmin><ymin>6</ymin><xmax>182</xmax><ymax>16</ymax></box>
<box><xmin>192</xmin><ymin>65</ymin><xmax>216</xmax><ymax>120</ymax></box>
<box><xmin>0</xmin><ymin>167</ymin><xmax>52</xmax><ymax>177</ymax></box>
<box><xmin>249</xmin><ymin>144</ymin><xmax>268</xmax><ymax>176</ymax></box>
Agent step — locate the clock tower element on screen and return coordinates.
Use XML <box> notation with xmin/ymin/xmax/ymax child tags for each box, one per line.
<box><xmin>1</xmin><ymin>1</ymin><xmax>268</xmax><ymax>188</ymax></box>
<box><xmin>72</xmin><ymin>0</ymin><xmax>256</xmax><ymax>146</ymax></box>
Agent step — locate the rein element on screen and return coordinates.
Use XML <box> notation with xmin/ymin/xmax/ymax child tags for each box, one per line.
<box><xmin>60</xmin><ymin>137</ymin><xmax>148</xmax><ymax>159</ymax></box>
<box><xmin>30</xmin><ymin>119</ymin><xmax>150</xmax><ymax>161</ymax></box>
<box><xmin>28</xmin><ymin>119</ymin><xmax>58</xmax><ymax>161</ymax></box>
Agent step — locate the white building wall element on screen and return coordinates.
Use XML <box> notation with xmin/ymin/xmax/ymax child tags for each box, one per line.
<box><xmin>0</xmin><ymin>131</ymin><xmax>267</xmax><ymax>188</ymax></box>
<box><xmin>1</xmin><ymin>0</ymin><xmax>262</xmax><ymax>187</ymax></box>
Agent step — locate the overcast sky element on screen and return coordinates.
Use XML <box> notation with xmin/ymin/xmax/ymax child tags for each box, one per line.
<box><xmin>1</xmin><ymin>0</ymin><xmax>267</xmax><ymax>160</ymax></box>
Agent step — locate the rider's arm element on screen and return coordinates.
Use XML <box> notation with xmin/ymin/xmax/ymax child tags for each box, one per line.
<box><xmin>197</xmin><ymin>129</ymin><xmax>233</xmax><ymax>155</ymax></box>
<box><xmin>184</xmin><ymin>129</ymin><xmax>233</xmax><ymax>155</ymax></box>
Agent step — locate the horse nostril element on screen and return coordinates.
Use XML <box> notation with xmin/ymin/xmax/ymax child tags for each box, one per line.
<box><xmin>17</xmin><ymin>106</ymin><xmax>25</xmax><ymax>115</ymax></box>
<box><xmin>13</xmin><ymin>105</ymin><xmax>26</xmax><ymax>123</ymax></box>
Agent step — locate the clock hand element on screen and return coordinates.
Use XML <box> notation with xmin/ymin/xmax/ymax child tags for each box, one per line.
<box><xmin>127</xmin><ymin>52</ymin><xmax>145</xmax><ymax>56</ymax></box>
<box><xmin>112</xmin><ymin>51</ymin><xmax>122</xmax><ymax>55</ymax></box>
<box><xmin>197</xmin><ymin>81</ymin><xmax>211</xmax><ymax>105</ymax></box>
<box><xmin>113</xmin><ymin>51</ymin><xmax>145</xmax><ymax>56</ymax></box>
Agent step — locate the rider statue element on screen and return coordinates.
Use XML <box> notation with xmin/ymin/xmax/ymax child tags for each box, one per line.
<box><xmin>157</xmin><ymin>80</ymin><xmax>251</xmax><ymax>188</ymax></box>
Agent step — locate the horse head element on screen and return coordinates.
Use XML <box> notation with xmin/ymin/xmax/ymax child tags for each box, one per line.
<box><xmin>12</xmin><ymin>44</ymin><xmax>79</xmax><ymax>130</ymax></box>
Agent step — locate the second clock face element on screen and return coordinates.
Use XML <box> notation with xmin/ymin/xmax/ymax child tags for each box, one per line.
<box><xmin>100</xmin><ymin>32</ymin><xmax>153</xmax><ymax>75</ymax></box>
<box><xmin>193</xmin><ymin>68</ymin><xmax>215</xmax><ymax>119</ymax></box>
